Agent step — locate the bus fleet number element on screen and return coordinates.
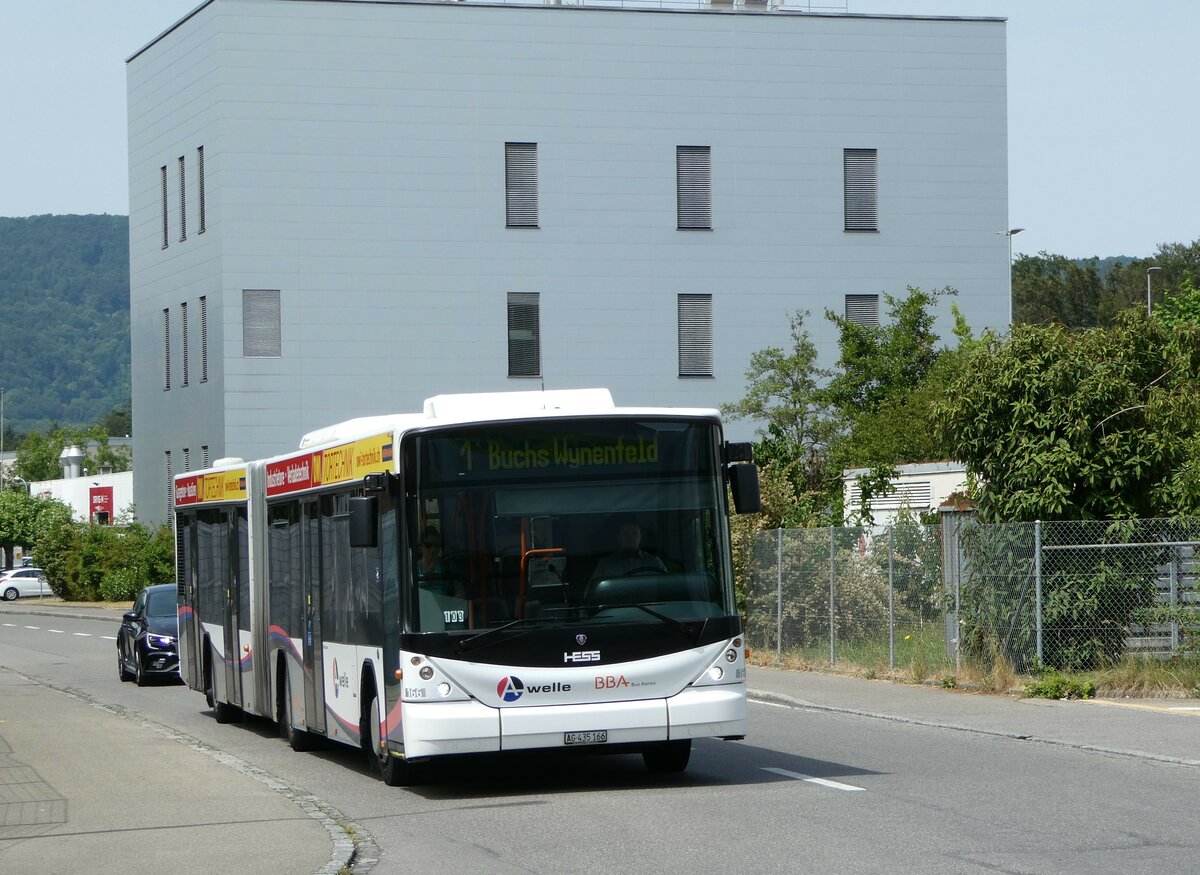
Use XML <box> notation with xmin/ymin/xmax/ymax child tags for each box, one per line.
<box><xmin>444</xmin><ymin>610</ymin><xmax>465</xmax><ymax>623</ymax></box>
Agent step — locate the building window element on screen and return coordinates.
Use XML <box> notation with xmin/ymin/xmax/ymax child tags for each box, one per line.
<box><xmin>199</xmin><ymin>296</ymin><xmax>208</xmax><ymax>382</ymax></box>
<box><xmin>677</xmin><ymin>146</ymin><xmax>712</xmax><ymax>230</ymax></box>
<box><xmin>845</xmin><ymin>293</ymin><xmax>880</xmax><ymax>327</ymax></box>
<box><xmin>677</xmin><ymin>293</ymin><xmax>714</xmax><ymax>377</ymax></box>
<box><xmin>505</xmin><ymin>142</ymin><xmax>538</xmax><ymax>228</ymax></box>
<box><xmin>165</xmin><ymin>451</ymin><xmax>173</xmax><ymax>522</ymax></box>
<box><xmin>202</xmin><ymin>445</ymin><xmax>210</xmax><ymax>468</ymax></box>
<box><xmin>163</xmin><ymin>308</ymin><xmax>171</xmax><ymax>390</ymax></box>
<box><xmin>181</xmin><ymin>301</ymin><xmax>189</xmax><ymax>387</ymax></box>
<box><xmin>178</xmin><ymin>156</ymin><xmax>187</xmax><ymax>241</ymax></box>
<box><xmin>243</xmin><ymin>290</ymin><xmax>282</xmax><ymax>357</ymax></box>
<box><xmin>844</xmin><ymin>148</ymin><xmax>878</xmax><ymax>232</ymax></box>
<box><xmin>507</xmin><ymin>292</ymin><xmax>540</xmax><ymax>378</ymax></box>
<box><xmin>160</xmin><ymin>165</ymin><xmax>169</xmax><ymax>248</ymax></box>
<box><xmin>197</xmin><ymin>146</ymin><xmax>206</xmax><ymax>234</ymax></box>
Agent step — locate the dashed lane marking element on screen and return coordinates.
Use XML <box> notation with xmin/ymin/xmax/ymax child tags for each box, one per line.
<box><xmin>100</xmin><ymin>636</ymin><xmax>117</xmax><ymax>641</ymax></box>
<box><xmin>72</xmin><ymin>632</ymin><xmax>91</xmax><ymax>637</ymax></box>
<box><xmin>762</xmin><ymin>767</ymin><xmax>866</xmax><ymax>791</ymax></box>
<box><xmin>47</xmin><ymin>629</ymin><xmax>65</xmax><ymax>634</ymax></box>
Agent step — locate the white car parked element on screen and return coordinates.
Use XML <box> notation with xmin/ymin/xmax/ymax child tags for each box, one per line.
<box><xmin>0</xmin><ymin>567</ymin><xmax>51</xmax><ymax>601</ymax></box>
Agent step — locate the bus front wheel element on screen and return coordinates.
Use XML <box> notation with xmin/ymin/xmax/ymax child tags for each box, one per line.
<box><xmin>363</xmin><ymin>688</ymin><xmax>420</xmax><ymax>787</ymax></box>
<box><xmin>643</xmin><ymin>739</ymin><xmax>691</xmax><ymax>773</ymax></box>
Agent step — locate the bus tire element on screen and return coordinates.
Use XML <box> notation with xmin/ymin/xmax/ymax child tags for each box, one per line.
<box><xmin>280</xmin><ymin>664</ymin><xmax>316</xmax><ymax>752</ymax></box>
<box><xmin>363</xmin><ymin>686</ymin><xmax>419</xmax><ymax>787</ymax></box>
<box><xmin>642</xmin><ymin>739</ymin><xmax>691</xmax><ymax>773</ymax></box>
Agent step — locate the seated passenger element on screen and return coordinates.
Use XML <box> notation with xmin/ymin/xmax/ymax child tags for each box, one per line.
<box><xmin>417</xmin><ymin>527</ymin><xmax>465</xmax><ymax>599</ymax></box>
<box><xmin>589</xmin><ymin>518</ymin><xmax>666</xmax><ymax>583</ymax></box>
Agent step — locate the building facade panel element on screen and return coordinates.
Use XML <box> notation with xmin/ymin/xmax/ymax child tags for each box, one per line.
<box><xmin>129</xmin><ymin>0</ymin><xmax>1008</xmax><ymax>523</ymax></box>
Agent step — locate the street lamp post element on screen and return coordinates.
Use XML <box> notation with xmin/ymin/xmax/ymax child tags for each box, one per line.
<box><xmin>996</xmin><ymin>228</ymin><xmax>1025</xmax><ymax>325</ymax></box>
<box><xmin>1146</xmin><ymin>266</ymin><xmax>1163</xmax><ymax>316</ymax></box>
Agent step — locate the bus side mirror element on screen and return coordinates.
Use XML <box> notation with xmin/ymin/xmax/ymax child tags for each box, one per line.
<box><xmin>728</xmin><ymin>464</ymin><xmax>761</xmax><ymax>515</ymax></box>
<box><xmin>349</xmin><ymin>496</ymin><xmax>378</xmax><ymax>547</ymax></box>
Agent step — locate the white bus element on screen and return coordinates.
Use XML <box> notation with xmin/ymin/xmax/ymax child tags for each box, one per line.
<box><xmin>174</xmin><ymin>389</ymin><xmax>760</xmax><ymax>784</ymax></box>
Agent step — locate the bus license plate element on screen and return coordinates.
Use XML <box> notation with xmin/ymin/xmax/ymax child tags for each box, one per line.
<box><xmin>564</xmin><ymin>730</ymin><xmax>607</xmax><ymax>745</ymax></box>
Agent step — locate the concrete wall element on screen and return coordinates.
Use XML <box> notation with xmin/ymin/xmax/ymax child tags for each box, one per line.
<box><xmin>129</xmin><ymin>0</ymin><xmax>1008</xmax><ymax>524</ymax></box>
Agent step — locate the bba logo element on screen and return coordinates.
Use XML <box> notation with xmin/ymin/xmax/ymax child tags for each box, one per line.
<box><xmin>497</xmin><ymin>676</ymin><xmax>525</xmax><ymax>702</ymax></box>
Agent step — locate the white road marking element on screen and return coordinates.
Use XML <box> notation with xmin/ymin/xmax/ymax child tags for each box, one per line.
<box><xmin>100</xmin><ymin>635</ymin><xmax>117</xmax><ymax>640</ymax></box>
<box><xmin>1083</xmin><ymin>699</ymin><xmax>1200</xmax><ymax>717</ymax></box>
<box><xmin>24</xmin><ymin>625</ymin><xmax>39</xmax><ymax>630</ymax></box>
<box><xmin>754</xmin><ymin>700</ymin><xmax>791</xmax><ymax>709</ymax></box>
<box><xmin>73</xmin><ymin>632</ymin><xmax>91</xmax><ymax>637</ymax></box>
<box><xmin>48</xmin><ymin>629</ymin><xmax>65</xmax><ymax>634</ymax></box>
<box><xmin>2</xmin><ymin>623</ymin><xmax>14</xmax><ymax>627</ymax></box>
<box><xmin>762</xmin><ymin>767</ymin><xmax>866</xmax><ymax>791</ymax></box>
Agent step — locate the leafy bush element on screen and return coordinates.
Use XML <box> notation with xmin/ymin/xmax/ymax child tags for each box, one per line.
<box><xmin>37</xmin><ymin>520</ymin><xmax>174</xmax><ymax>602</ymax></box>
<box><xmin>1024</xmin><ymin>672</ymin><xmax>1095</xmax><ymax>700</ymax></box>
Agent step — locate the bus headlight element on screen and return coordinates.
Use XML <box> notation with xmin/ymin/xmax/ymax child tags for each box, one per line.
<box><xmin>725</xmin><ymin>648</ymin><xmax>738</xmax><ymax>663</ymax></box>
<box><xmin>707</xmin><ymin>665</ymin><xmax>724</xmax><ymax>681</ymax></box>
<box><xmin>436</xmin><ymin>683</ymin><xmax>452</xmax><ymax>697</ymax></box>
<box><xmin>419</xmin><ymin>666</ymin><xmax>434</xmax><ymax>680</ymax></box>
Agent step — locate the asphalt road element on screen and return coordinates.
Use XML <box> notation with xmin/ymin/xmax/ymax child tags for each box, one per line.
<box><xmin>2</xmin><ymin>605</ymin><xmax>1198</xmax><ymax>874</ymax></box>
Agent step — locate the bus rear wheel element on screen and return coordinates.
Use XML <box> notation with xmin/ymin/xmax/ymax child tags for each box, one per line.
<box><xmin>643</xmin><ymin>739</ymin><xmax>691</xmax><ymax>773</ymax></box>
<box><xmin>364</xmin><ymin>688</ymin><xmax>420</xmax><ymax>787</ymax></box>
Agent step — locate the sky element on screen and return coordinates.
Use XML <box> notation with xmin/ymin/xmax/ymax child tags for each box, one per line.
<box><xmin>1</xmin><ymin>0</ymin><xmax>1197</xmax><ymax>259</ymax></box>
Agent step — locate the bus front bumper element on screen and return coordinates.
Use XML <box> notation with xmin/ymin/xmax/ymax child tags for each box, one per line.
<box><xmin>399</xmin><ymin>683</ymin><xmax>746</xmax><ymax>760</ymax></box>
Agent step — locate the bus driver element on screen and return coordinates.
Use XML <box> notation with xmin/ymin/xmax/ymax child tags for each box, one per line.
<box><xmin>590</xmin><ymin>517</ymin><xmax>666</xmax><ymax>583</ymax></box>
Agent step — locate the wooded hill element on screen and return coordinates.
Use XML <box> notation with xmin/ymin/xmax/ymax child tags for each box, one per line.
<box><xmin>0</xmin><ymin>214</ymin><xmax>131</xmax><ymax>437</ymax></box>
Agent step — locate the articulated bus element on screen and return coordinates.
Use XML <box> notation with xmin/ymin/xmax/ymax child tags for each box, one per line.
<box><xmin>174</xmin><ymin>389</ymin><xmax>760</xmax><ymax>784</ymax></box>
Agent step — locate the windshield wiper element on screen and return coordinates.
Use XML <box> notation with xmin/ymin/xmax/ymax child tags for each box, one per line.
<box><xmin>455</xmin><ymin>617</ymin><xmax>539</xmax><ymax>654</ymax></box>
<box><xmin>594</xmin><ymin>602</ymin><xmax>701</xmax><ymax>642</ymax></box>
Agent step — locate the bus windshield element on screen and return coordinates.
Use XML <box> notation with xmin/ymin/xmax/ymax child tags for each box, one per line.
<box><xmin>406</xmin><ymin>418</ymin><xmax>732</xmax><ymax>632</ymax></box>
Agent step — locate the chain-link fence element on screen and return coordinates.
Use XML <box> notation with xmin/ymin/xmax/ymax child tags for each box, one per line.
<box><xmin>744</xmin><ymin>517</ymin><xmax>1200</xmax><ymax>673</ymax></box>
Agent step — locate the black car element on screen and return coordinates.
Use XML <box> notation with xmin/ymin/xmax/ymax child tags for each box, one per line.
<box><xmin>117</xmin><ymin>584</ymin><xmax>181</xmax><ymax>686</ymax></box>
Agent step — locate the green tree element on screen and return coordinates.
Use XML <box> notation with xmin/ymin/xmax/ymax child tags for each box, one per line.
<box><xmin>938</xmin><ymin>312</ymin><xmax>1200</xmax><ymax>522</ymax></box>
<box><xmin>720</xmin><ymin>311</ymin><xmax>839</xmax><ymax>518</ymax></box>
<box><xmin>1012</xmin><ymin>253</ymin><xmax>1103</xmax><ymax>327</ymax></box>
<box><xmin>823</xmin><ymin>286</ymin><xmax>952</xmax><ymax>415</ymax></box>
<box><xmin>0</xmin><ymin>489</ymin><xmax>73</xmax><ymax>570</ymax></box>
<box><xmin>13</xmin><ymin>424</ymin><xmax>131</xmax><ymax>482</ymax></box>
<box><xmin>823</xmin><ymin>288</ymin><xmax>970</xmax><ymax>521</ymax></box>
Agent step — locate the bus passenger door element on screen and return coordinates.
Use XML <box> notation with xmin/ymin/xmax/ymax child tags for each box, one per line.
<box><xmin>223</xmin><ymin>508</ymin><xmax>243</xmax><ymax>707</ymax></box>
<box><xmin>302</xmin><ymin>499</ymin><xmax>327</xmax><ymax>733</ymax></box>
<box><xmin>177</xmin><ymin>514</ymin><xmax>201</xmax><ymax>691</ymax></box>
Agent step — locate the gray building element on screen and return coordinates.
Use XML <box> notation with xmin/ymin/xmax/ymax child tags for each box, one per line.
<box><xmin>127</xmin><ymin>0</ymin><xmax>1009</xmax><ymax>524</ymax></box>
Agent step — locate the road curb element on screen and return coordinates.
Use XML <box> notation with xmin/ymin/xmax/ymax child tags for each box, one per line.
<box><xmin>747</xmin><ymin>688</ymin><xmax>1200</xmax><ymax>769</ymax></box>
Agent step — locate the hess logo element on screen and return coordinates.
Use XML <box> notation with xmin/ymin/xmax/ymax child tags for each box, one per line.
<box><xmin>563</xmin><ymin>650</ymin><xmax>601</xmax><ymax>663</ymax></box>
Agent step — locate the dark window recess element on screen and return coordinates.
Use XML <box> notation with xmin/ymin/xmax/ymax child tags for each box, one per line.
<box><xmin>197</xmin><ymin>146</ymin><xmax>206</xmax><ymax>233</ymax></box>
<box><xmin>160</xmin><ymin>165</ymin><xmax>169</xmax><ymax>248</ymax></box>
<box><xmin>243</xmin><ymin>290</ymin><xmax>282</xmax><ymax>357</ymax></box>
<box><xmin>181</xmin><ymin>301</ymin><xmax>189</xmax><ymax>387</ymax></box>
<box><xmin>507</xmin><ymin>292</ymin><xmax>540</xmax><ymax>378</ymax></box>
<box><xmin>505</xmin><ymin>142</ymin><xmax>538</xmax><ymax>228</ymax></box>
<box><xmin>178</xmin><ymin>156</ymin><xmax>186</xmax><ymax>241</ymax></box>
<box><xmin>678</xmin><ymin>294</ymin><xmax>714</xmax><ymax>377</ymax></box>
<box><xmin>844</xmin><ymin>148</ymin><xmax>878</xmax><ymax>232</ymax></box>
<box><xmin>199</xmin><ymin>296</ymin><xmax>208</xmax><ymax>382</ymax></box>
<box><xmin>677</xmin><ymin>146</ymin><xmax>712</xmax><ymax>230</ymax></box>
<box><xmin>845</xmin><ymin>293</ymin><xmax>880</xmax><ymax>327</ymax></box>
<box><xmin>163</xmin><ymin>308</ymin><xmax>171</xmax><ymax>390</ymax></box>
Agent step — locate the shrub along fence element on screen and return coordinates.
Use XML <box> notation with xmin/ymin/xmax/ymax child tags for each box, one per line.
<box><xmin>744</xmin><ymin>517</ymin><xmax>1200</xmax><ymax>673</ymax></box>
